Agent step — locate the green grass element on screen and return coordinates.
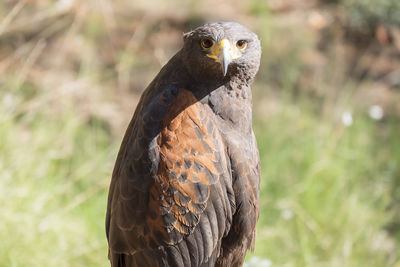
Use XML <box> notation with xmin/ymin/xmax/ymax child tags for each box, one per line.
<box><xmin>252</xmin><ymin>98</ymin><xmax>400</xmax><ymax>266</ymax></box>
<box><xmin>0</xmin><ymin>96</ymin><xmax>115</xmax><ymax>267</ymax></box>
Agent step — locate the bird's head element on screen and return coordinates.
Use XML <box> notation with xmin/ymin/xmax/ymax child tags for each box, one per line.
<box><xmin>181</xmin><ymin>22</ymin><xmax>261</xmax><ymax>84</ymax></box>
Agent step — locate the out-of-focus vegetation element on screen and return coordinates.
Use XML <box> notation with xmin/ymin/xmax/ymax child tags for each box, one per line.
<box><xmin>1</xmin><ymin>0</ymin><xmax>400</xmax><ymax>266</ymax></box>
<box><xmin>340</xmin><ymin>0</ymin><xmax>400</xmax><ymax>30</ymax></box>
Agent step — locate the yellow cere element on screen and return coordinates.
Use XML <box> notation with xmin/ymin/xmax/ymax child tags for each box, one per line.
<box><xmin>206</xmin><ymin>38</ymin><xmax>242</xmax><ymax>62</ymax></box>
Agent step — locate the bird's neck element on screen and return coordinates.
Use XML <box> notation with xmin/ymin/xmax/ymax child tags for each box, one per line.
<box><xmin>152</xmin><ymin>54</ymin><xmax>254</xmax><ymax>133</ymax></box>
<box><xmin>202</xmin><ymin>81</ymin><xmax>254</xmax><ymax>135</ymax></box>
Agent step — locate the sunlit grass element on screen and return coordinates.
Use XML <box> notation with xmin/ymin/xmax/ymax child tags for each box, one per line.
<box><xmin>0</xmin><ymin>98</ymin><xmax>115</xmax><ymax>267</ymax></box>
<box><xmin>252</xmin><ymin>98</ymin><xmax>400</xmax><ymax>266</ymax></box>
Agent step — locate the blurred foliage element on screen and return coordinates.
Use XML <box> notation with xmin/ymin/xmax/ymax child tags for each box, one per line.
<box><xmin>0</xmin><ymin>98</ymin><xmax>114</xmax><ymax>266</ymax></box>
<box><xmin>341</xmin><ymin>0</ymin><xmax>400</xmax><ymax>29</ymax></box>
<box><xmin>253</xmin><ymin>105</ymin><xmax>400</xmax><ymax>266</ymax></box>
<box><xmin>1</xmin><ymin>0</ymin><xmax>400</xmax><ymax>266</ymax></box>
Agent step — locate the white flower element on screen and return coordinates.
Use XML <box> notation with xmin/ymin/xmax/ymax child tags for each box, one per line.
<box><xmin>38</xmin><ymin>220</ymin><xmax>49</xmax><ymax>233</ymax></box>
<box><xmin>369</xmin><ymin>105</ymin><xmax>383</xmax><ymax>120</ymax></box>
<box><xmin>245</xmin><ymin>256</ymin><xmax>272</xmax><ymax>267</ymax></box>
<box><xmin>56</xmin><ymin>0</ymin><xmax>75</xmax><ymax>11</ymax></box>
<box><xmin>281</xmin><ymin>208</ymin><xmax>294</xmax><ymax>220</ymax></box>
<box><xmin>341</xmin><ymin>111</ymin><xmax>353</xmax><ymax>126</ymax></box>
<box><xmin>2</xmin><ymin>93</ymin><xmax>15</xmax><ymax>112</ymax></box>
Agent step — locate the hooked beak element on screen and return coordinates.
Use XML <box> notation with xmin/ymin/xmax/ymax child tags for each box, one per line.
<box><xmin>219</xmin><ymin>39</ymin><xmax>232</xmax><ymax>76</ymax></box>
<box><xmin>206</xmin><ymin>38</ymin><xmax>241</xmax><ymax>76</ymax></box>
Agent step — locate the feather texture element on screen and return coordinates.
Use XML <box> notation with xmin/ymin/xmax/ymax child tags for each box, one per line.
<box><xmin>106</xmin><ymin>22</ymin><xmax>261</xmax><ymax>267</ymax></box>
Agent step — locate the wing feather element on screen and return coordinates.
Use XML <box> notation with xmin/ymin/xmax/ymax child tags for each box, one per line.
<box><xmin>107</xmin><ymin>87</ymin><xmax>233</xmax><ymax>266</ymax></box>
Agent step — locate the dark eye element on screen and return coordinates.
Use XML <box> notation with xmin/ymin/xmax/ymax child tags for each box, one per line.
<box><xmin>236</xmin><ymin>40</ymin><xmax>247</xmax><ymax>50</ymax></box>
<box><xmin>200</xmin><ymin>38</ymin><xmax>214</xmax><ymax>49</ymax></box>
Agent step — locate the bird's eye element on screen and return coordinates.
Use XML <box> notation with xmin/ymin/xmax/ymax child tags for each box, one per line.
<box><xmin>200</xmin><ymin>39</ymin><xmax>214</xmax><ymax>49</ymax></box>
<box><xmin>236</xmin><ymin>40</ymin><xmax>247</xmax><ymax>50</ymax></box>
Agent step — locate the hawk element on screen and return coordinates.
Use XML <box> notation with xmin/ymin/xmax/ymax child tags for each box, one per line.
<box><xmin>106</xmin><ymin>22</ymin><xmax>261</xmax><ymax>267</ymax></box>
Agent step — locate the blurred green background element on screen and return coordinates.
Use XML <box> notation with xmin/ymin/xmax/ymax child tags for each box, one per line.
<box><xmin>1</xmin><ymin>0</ymin><xmax>400</xmax><ymax>266</ymax></box>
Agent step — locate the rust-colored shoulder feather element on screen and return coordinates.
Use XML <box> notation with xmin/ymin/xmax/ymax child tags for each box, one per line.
<box><xmin>107</xmin><ymin>88</ymin><xmax>236</xmax><ymax>266</ymax></box>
